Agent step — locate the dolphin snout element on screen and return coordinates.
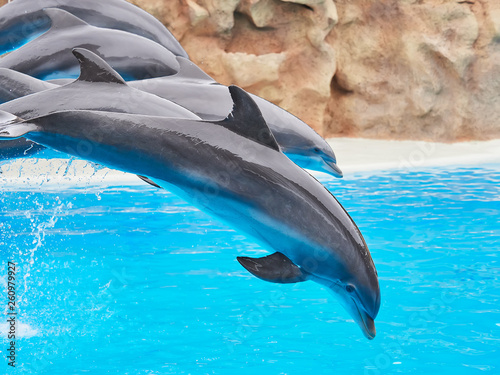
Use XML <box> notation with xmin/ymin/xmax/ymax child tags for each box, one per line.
<box><xmin>324</xmin><ymin>158</ymin><xmax>343</xmax><ymax>178</ymax></box>
<box><xmin>327</xmin><ymin>281</ymin><xmax>378</xmax><ymax>339</ymax></box>
<box><xmin>356</xmin><ymin>303</ymin><xmax>376</xmax><ymax>340</ymax></box>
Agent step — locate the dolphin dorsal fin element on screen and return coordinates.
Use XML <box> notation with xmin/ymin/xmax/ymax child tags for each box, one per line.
<box><xmin>72</xmin><ymin>48</ymin><xmax>127</xmax><ymax>85</ymax></box>
<box><xmin>176</xmin><ymin>57</ymin><xmax>215</xmax><ymax>82</ymax></box>
<box><xmin>43</xmin><ymin>8</ymin><xmax>89</xmax><ymax>30</ymax></box>
<box><xmin>218</xmin><ymin>86</ymin><xmax>280</xmax><ymax>151</ymax></box>
<box><xmin>0</xmin><ymin>68</ymin><xmax>57</xmax><ymax>102</ymax></box>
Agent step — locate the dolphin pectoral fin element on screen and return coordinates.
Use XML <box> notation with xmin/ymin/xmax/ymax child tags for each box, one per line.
<box><xmin>0</xmin><ymin>111</ymin><xmax>36</xmax><ymax>139</ymax></box>
<box><xmin>137</xmin><ymin>175</ymin><xmax>163</xmax><ymax>189</ymax></box>
<box><xmin>0</xmin><ymin>123</ymin><xmax>37</xmax><ymax>139</ymax></box>
<box><xmin>237</xmin><ymin>252</ymin><xmax>308</xmax><ymax>284</ymax></box>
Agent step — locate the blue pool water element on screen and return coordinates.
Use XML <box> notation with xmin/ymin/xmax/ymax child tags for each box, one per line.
<box><xmin>1</xmin><ymin>165</ymin><xmax>499</xmax><ymax>374</ymax></box>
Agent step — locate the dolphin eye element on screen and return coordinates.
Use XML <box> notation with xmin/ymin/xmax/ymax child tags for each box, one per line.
<box><xmin>345</xmin><ymin>284</ymin><xmax>355</xmax><ymax>293</ymax></box>
<box><xmin>313</xmin><ymin>147</ymin><xmax>320</xmax><ymax>154</ymax></box>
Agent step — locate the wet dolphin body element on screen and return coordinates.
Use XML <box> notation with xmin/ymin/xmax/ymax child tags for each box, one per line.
<box><xmin>129</xmin><ymin>59</ymin><xmax>343</xmax><ymax>177</ymax></box>
<box><xmin>0</xmin><ymin>48</ymin><xmax>199</xmax><ymax>160</ymax></box>
<box><xmin>0</xmin><ymin>68</ymin><xmax>56</xmax><ymax>104</ymax></box>
<box><xmin>0</xmin><ymin>8</ymin><xmax>179</xmax><ymax>80</ymax></box>
<box><xmin>0</xmin><ymin>0</ymin><xmax>188</xmax><ymax>57</ymax></box>
<box><xmin>4</xmin><ymin>58</ymin><xmax>343</xmax><ymax>177</ymax></box>
<box><xmin>0</xmin><ymin>86</ymin><xmax>380</xmax><ymax>338</ymax></box>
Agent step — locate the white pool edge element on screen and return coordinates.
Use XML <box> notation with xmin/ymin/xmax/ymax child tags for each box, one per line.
<box><xmin>326</xmin><ymin>138</ymin><xmax>500</xmax><ymax>175</ymax></box>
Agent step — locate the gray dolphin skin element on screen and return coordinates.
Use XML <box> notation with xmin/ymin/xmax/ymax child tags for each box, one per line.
<box><xmin>130</xmin><ymin>58</ymin><xmax>343</xmax><ymax>177</ymax></box>
<box><xmin>3</xmin><ymin>57</ymin><xmax>342</xmax><ymax>177</ymax></box>
<box><xmin>0</xmin><ymin>48</ymin><xmax>199</xmax><ymax>159</ymax></box>
<box><xmin>0</xmin><ymin>0</ymin><xmax>188</xmax><ymax>57</ymax></box>
<box><xmin>0</xmin><ymin>48</ymin><xmax>197</xmax><ymax>120</ymax></box>
<box><xmin>0</xmin><ymin>87</ymin><xmax>380</xmax><ymax>338</ymax></box>
<box><xmin>0</xmin><ymin>8</ymin><xmax>179</xmax><ymax>80</ymax></box>
<box><xmin>0</xmin><ymin>68</ymin><xmax>56</xmax><ymax>104</ymax></box>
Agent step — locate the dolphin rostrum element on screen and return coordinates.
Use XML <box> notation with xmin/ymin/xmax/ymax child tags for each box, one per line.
<box><xmin>0</xmin><ymin>48</ymin><xmax>198</xmax><ymax>120</ymax></box>
<box><xmin>0</xmin><ymin>86</ymin><xmax>380</xmax><ymax>338</ymax></box>
<box><xmin>0</xmin><ymin>0</ymin><xmax>188</xmax><ymax>58</ymax></box>
<box><xmin>0</xmin><ymin>8</ymin><xmax>179</xmax><ymax>80</ymax></box>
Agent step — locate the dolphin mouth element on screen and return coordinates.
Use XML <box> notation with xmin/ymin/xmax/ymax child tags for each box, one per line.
<box><xmin>314</xmin><ymin>278</ymin><xmax>378</xmax><ymax>340</ymax></box>
<box><xmin>324</xmin><ymin>159</ymin><xmax>343</xmax><ymax>178</ymax></box>
<box><xmin>353</xmin><ymin>298</ymin><xmax>376</xmax><ymax>340</ymax></box>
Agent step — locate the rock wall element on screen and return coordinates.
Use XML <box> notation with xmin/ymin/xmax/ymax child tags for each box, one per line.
<box><xmin>1</xmin><ymin>0</ymin><xmax>498</xmax><ymax>141</ymax></box>
<box><xmin>325</xmin><ymin>0</ymin><xmax>500</xmax><ymax>141</ymax></box>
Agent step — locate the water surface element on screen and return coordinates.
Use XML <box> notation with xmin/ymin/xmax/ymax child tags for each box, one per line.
<box><xmin>1</xmin><ymin>165</ymin><xmax>499</xmax><ymax>374</ymax></box>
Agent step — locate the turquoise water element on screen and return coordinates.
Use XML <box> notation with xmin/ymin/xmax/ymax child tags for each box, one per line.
<box><xmin>1</xmin><ymin>165</ymin><xmax>499</xmax><ymax>374</ymax></box>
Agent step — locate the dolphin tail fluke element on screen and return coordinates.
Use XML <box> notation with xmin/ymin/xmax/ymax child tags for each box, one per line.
<box><xmin>237</xmin><ymin>252</ymin><xmax>309</xmax><ymax>284</ymax></box>
<box><xmin>0</xmin><ymin>111</ymin><xmax>36</xmax><ymax>139</ymax></box>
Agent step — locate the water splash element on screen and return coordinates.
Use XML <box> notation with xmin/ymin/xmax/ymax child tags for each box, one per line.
<box><xmin>0</xmin><ymin>321</ymin><xmax>39</xmax><ymax>339</ymax></box>
<box><xmin>0</xmin><ymin>157</ymin><xmax>133</xmax><ymax>190</ymax></box>
<box><xmin>16</xmin><ymin>197</ymin><xmax>71</xmax><ymax>309</ymax></box>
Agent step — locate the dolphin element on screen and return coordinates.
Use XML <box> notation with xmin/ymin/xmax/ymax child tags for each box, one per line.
<box><xmin>0</xmin><ymin>8</ymin><xmax>179</xmax><ymax>80</ymax></box>
<box><xmin>1</xmin><ymin>57</ymin><xmax>343</xmax><ymax>177</ymax></box>
<box><xmin>0</xmin><ymin>0</ymin><xmax>188</xmax><ymax>58</ymax></box>
<box><xmin>0</xmin><ymin>68</ymin><xmax>56</xmax><ymax>104</ymax></box>
<box><xmin>0</xmin><ymin>86</ymin><xmax>380</xmax><ymax>338</ymax></box>
<box><xmin>0</xmin><ymin>48</ymin><xmax>198</xmax><ymax>120</ymax></box>
<box><xmin>128</xmin><ymin>59</ymin><xmax>343</xmax><ymax>177</ymax></box>
<box><xmin>0</xmin><ymin>48</ymin><xmax>199</xmax><ymax>159</ymax></box>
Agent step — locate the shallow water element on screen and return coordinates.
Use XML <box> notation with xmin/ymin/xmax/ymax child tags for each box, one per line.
<box><xmin>1</xmin><ymin>165</ymin><xmax>499</xmax><ymax>374</ymax></box>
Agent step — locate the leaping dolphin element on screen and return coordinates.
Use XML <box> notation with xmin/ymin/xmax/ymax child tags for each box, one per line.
<box><xmin>124</xmin><ymin>59</ymin><xmax>343</xmax><ymax>177</ymax></box>
<box><xmin>0</xmin><ymin>48</ymin><xmax>199</xmax><ymax>160</ymax></box>
<box><xmin>0</xmin><ymin>49</ymin><xmax>198</xmax><ymax>120</ymax></box>
<box><xmin>0</xmin><ymin>0</ymin><xmax>188</xmax><ymax>58</ymax></box>
<box><xmin>0</xmin><ymin>8</ymin><xmax>179</xmax><ymax>80</ymax></box>
<box><xmin>0</xmin><ymin>56</ymin><xmax>342</xmax><ymax>177</ymax></box>
<box><xmin>0</xmin><ymin>86</ymin><xmax>380</xmax><ymax>338</ymax></box>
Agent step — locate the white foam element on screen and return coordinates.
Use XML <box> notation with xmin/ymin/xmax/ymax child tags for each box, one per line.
<box><xmin>0</xmin><ymin>158</ymin><xmax>139</xmax><ymax>190</ymax></box>
<box><xmin>0</xmin><ymin>321</ymin><xmax>39</xmax><ymax>338</ymax></box>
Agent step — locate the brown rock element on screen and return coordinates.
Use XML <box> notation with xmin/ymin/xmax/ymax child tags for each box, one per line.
<box><xmin>144</xmin><ymin>0</ymin><xmax>500</xmax><ymax>141</ymax></box>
